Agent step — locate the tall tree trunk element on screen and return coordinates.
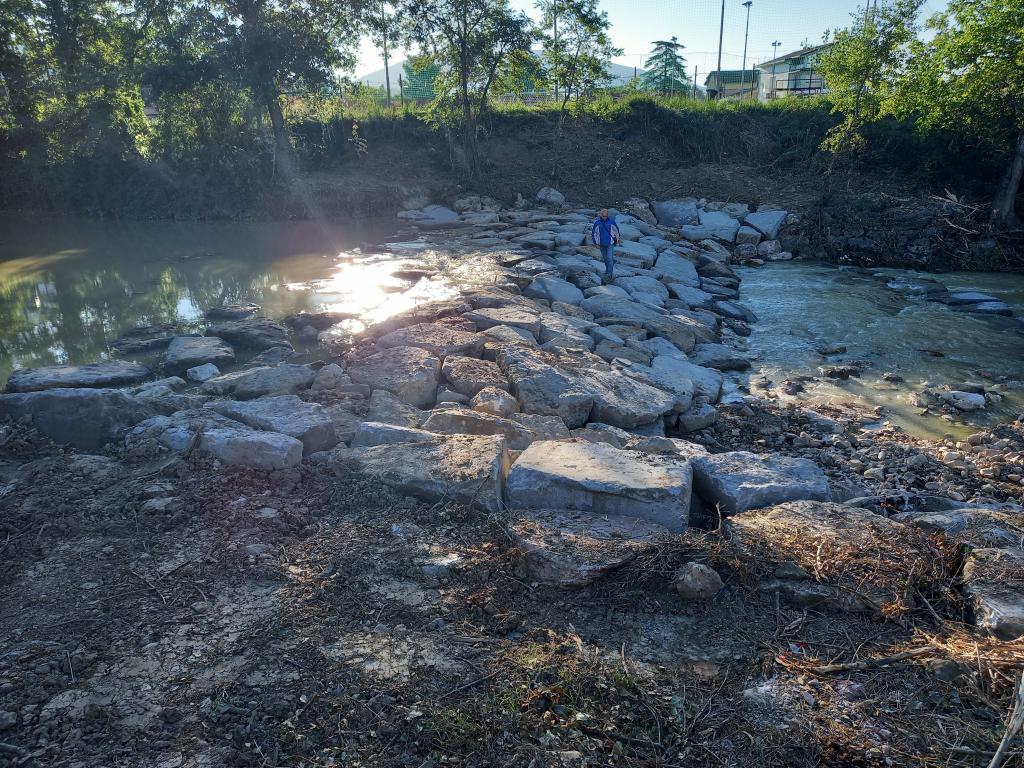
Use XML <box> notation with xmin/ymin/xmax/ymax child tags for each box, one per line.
<box><xmin>459</xmin><ymin>51</ymin><xmax>480</xmax><ymax>179</ymax></box>
<box><xmin>992</xmin><ymin>131</ymin><xmax>1024</xmax><ymax>226</ymax></box>
<box><xmin>262</xmin><ymin>81</ymin><xmax>291</xmax><ymax>156</ymax></box>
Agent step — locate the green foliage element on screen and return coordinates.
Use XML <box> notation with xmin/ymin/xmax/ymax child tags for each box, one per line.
<box><xmin>536</xmin><ymin>0</ymin><xmax>620</xmax><ymax>106</ymax></box>
<box><xmin>641</xmin><ymin>37</ymin><xmax>691</xmax><ymax>97</ymax></box>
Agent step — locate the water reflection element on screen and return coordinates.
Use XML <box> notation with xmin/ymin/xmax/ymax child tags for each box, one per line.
<box><xmin>0</xmin><ymin>213</ymin><xmax>408</xmax><ymax>382</ymax></box>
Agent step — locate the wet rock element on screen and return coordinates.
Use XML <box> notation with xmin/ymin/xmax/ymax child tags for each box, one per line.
<box><xmin>397</xmin><ymin>204</ymin><xmax>460</xmax><ymax>224</ymax></box>
<box><xmin>164</xmin><ymin>336</ymin><xmax>235</xmax><ymax>376</ymax></box>
<box><xmin>206</xmin><ymin>319</ymin><xmax>291</xmax><ymax>351</ymax></box>
<box><xmin>506</xmin><ymin>440</ymin><xmax>693</xmax><ymax>532</ymax></box>
<box><xmin>711</xmin><ymin>300</ymin><xmax>757</xmax><ymax>324</ymax></box>
<box><xmin>942</xmin><ymin>391</ymin><xmax>986</xmax><ymax>411</ymax></box>
<box><xmin>674</xmin><ymin>562</ymin><xmax>724</xmax><ymax>600</ymax></box>
<box><xmin>347</xmin><ymin>346</ymin><xmax>441</xmax><ymax>409</ymax></box>
<box><xmin>688</xmin><ymin>343</ymin><xmax>751</xmax><ymax>371</ymax></box>
<box><xmin>471</xmin><ymin>386</ymin><xmax>520</xmax><ymax>418</ymax></box>
<box><xmin>186</xmin><ymin>363</ymin><xmax>221</xmax><ymax>383</ymax></box>
<box><xmin>953</xmin><ymin>301</ymin><xmax>1013</xmax><ymax>316</ymax></box>
<box><xmin>692</xmin><ymin>451</ymin><xmax>831</xmax><ymax>515</ymax></box>
<box><xmin>6</xmin><ymin>361</ymin><xmax>152</xmax><ymax>393</ymax></box>
<box><xmin>744</xmin><ymin>209</ymin><xmax>788</xmax><ymax>239</ymax></box>
<box><xmin>207</xmin><ymin>395</ymin><xmax>337</xmax><ymax>454</ymax></box>
<box><xmin>495</xmin><ymin>346</ymin><xmax>594</xmax><ymax>428</ymax></box>
<box><xmin>129</xmin><ymin>410</ymin><xmax>304</xmax><ymax>469</ymax></box>
<box><xmin>422</xmin><ymin>407</ymin><xmax>535</xmax><ymax>450</ymax></box>
<box><xmin>205</xmin><ymin>302</ymin><xmax>261</xmax><ymax>320</ymax></box>
<box><xmin>283</xmin><ymin>310</ymin><xmax>359</xmax><ymax>330</ymax></box>
<box><xmin>202</xmin><ymin>364</ymin><xmax>315</xmax><ymax>399</ymax></box>
<box><xmin>315</xmin><ymin>434</ymin><xmax>509</xmax><ymax>511</ymax></box>
<box><xmin>360</xmin><ymin>298</ymin><xmax>473</xmax><ymax>340</ymax></box>
<box><xmin>442</xmin><ymin>356</ymin><xmax>509</xmax><ymax>398</ymax></box>
<box><xmin>511</xmin><ymin>508</ymin><xmax>671</xmax><ymax>588</ymax></box>
<box><xmin>819</xmin><ymin>365</ymin><xmax>861</xmax><ymax>380</ymax></box>
<box><xmin>0</xmin><ymin>388</ymin><xmax>170</xmax><ymax>450</ymax></box>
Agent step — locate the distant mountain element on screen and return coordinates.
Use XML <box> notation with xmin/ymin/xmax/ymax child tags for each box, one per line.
<box><xmin>354</xmin><ymin>58</ymin><xmax>643</xmax><ymax>88</ymax></box>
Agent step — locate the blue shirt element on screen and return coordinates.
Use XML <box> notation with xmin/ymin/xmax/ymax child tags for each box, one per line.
<box><xmin>591</xmin><ymin>216</ymin><xmax>620</xmax><ymax>246</ymax></box>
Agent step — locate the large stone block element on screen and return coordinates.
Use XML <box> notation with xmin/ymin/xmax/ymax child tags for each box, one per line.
<box><xmin>692</xmin><ymin>451</ymin><xmax>831</xmax><ymax>515</ymax></box>
<box><xmin>206</xmin><ymin>395</ymin><xmax>337</xmax><ymax>454</ymax></box>
<box><xmin>347</xmin><ymin>346</ymin><xmax>441</xmax><ymax>409</ymax></box>
<box><xmin>377</xmin><ymin>322</ymin><xmax>485</xmax><ymax>359</ymax></box>
<box><xmin>495</xmin><ymin>347</ymin><xmax>594</xmax><ymax>428</ymax></box>
<box><xmin>165</xmin><ymin>336</ymin><xmax>234</xmax><ymax>377</ymax></box>
<box><xmin>6</xmin><ymin>361</ymin><xmax>151</xmax><ymax>393</ymax></box>
<box><xmin>505</xmin><ymin>440</ymin><xmax>693</xmax><ymax>532</ymax></box>
<box><xmin>422</xmin><ymin>407</ymin><xmax>535</xmax><ymax>450</ymax></box>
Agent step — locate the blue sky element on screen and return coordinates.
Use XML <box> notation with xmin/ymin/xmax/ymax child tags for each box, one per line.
<box><xmin>351</xmin><ymin>0</ymin><xmax>950</xmax><ymax>81</ymax></box>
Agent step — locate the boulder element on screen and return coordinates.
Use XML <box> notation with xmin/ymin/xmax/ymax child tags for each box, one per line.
<box><xmin>377</xmin><ymin>322</ymin><xmax>485</xmax><ymax>359</ymax></box>
<box><xmin>317</xmin><ymin>434</ymin><xmax>509</xmax><ymax>512</ymax></box>
<box><xmin>347</xmin><ymin>346</ymin><xmax>441</xmax><ymax>409</ymax></box>
<box><xmin>505</xmin><ymin>440</ymin><xmax>693</xmax><ymax>531</ymax></box>
<box><xmin>614</xmin><ymin>275</ymin><xmax>670</xmax><ymax>303</ymax></box>
<box><xmin>728</xmin><ymin>500</ymin><xmax>912</xmax><ymax>613</ymax></box>
<box><xmin>631</xmin><ymin>355</ymin><xmax>721</xmax><ymax>404</ymax></box>
<box><xmin>127</xmin><ymin>410</ymin><xmax>303</xmax><ymax>470</ymax></box>
<box><xmin>206</xmin><ymin>319</ymin><xmax>291</xmax><ymax>351</ymax></box>
<box><xmin>164</xmin><ymin>336</ymin><xmax>235</xmax><ymax>376</ymax></box>
<box><xmin>186</xmin><ymin>363</ymin><xmax>221</xmax><ymax>383</ymax></box>
<box><xmin>471</xmin><ymin>386</ymin><xmax>520</xmax><ymax>418</ymax></box>
<box><xmin>464</xmin><ymin>307</ymin><xmax>542</xmax><ymax>337</ymax></box>
<box><xmin>422</xmin><ymin>407</ymin><xmax>535</xmax><ymax>450</ymax></box>
<box><xmin>735</xmin><ymin>226</ymin><xmax>762</xmax><ymax>246</ymax></box>
<box><xmin>692</xmin><ymin>451</ymin><xmax>831</xmax><ymax>515</ymax></box>
<box><xmin>711</xmin><ymin>300</ymin><xmax>758</xmax><ymax>324</ymax></box>
<box><xmin>962</xmin><ymin>547</ymin><xmax>1024</xmax><ymax>640</ymax></box>
<box><xmin>510</xmin><ymin>508</ymin><xmax>671</xmax><ymax>588</ymax></box>
<box><xmin>397</xmin><ymin>204</ymin><xmax>461</xmax><ymax>224</ymax></box>
<box><xmin>366</xmin><ymin>389</ymin><xmax>426</xmax><ymax>428</ymax></box>
<box><xmin>667</xmin><ymin>284</ymin><xmax>715</xmax><ymax>308</ymax></box>
<box><xmin>206</xmin><ymin>302</ymin><xmax>261</xmax><ymax>320</ymax></box>
<box><xmin>5</xmin><ymin>361</ymin><xmax>152</xmax><ymax>393</ymax></box>
<box><xmin>674</xmin><ymin>562</ymin><xmax>725</xmax><ymax>600</ymax></box>
<box><xmin>942</xmin><ymin>391</ymin><xmax>986</xmax><ymax>411</ymax></box>
<box><xmin>652</xmin><ymin>199</ymin><xmax>700</xmax><ymax>227</ymax></box>
<box><xmin>536</xmin><ymin>187</ymin><xmax>566</xmax><ymax>206</ymax></box>
<box><xmin>524</xmin><ymin>276</ymin><xmax>585</xmax><ymax>305</ymax></box>
<box><xmin>495</xmin><ymin>346</ymin><xmax>594</xmax><ymax>428</ymax></box>
<box><xmin>612</xmin><ymin>239</ymin><xmax>659</xmax><ymax>266</ymax></box>
<box><xmin>757</xmin><ymin>239</ymin><xmax>782</xmax><ymax>257</ymax></box>
<box><xmin>952</xmin><ymin>301</ymin><xmax>1013</xmax><ymax>316</ymax></box>
<box><xmin>350</xmin><ymin>421</ymin><xmax>435</xmax><ymax>447</ymax></box>
<box><xmin>586</xmin><ymin>368</ymin><xmax>676</xmax><ymax>429</ymax></box>
<box><xmin>359</xmin><ymin>298</ymin><xmax>472</xmax><ymax>340</ymax></box>
<box><xmin>744</xmin><ymin>209</ymin><xmax>788</xmax><ymax>239</ymax></box>
<box><xmin>688</xmin><ymin>343</ymin><xmax>751</xmax><ymax>371</ymax></box>
<box><xmin>206</xmin><ymin>395</ymin><xmax>337</xmax><ymax>454</ymax></box>
<box><xmin>441</xmin><ymin>356</ymin><xmax>508</xmax><ymax>398</ymax></box>
<box><xmin>676</xmin><ymin>403</ymin><xmax>718</xmax><ymax>432</ymax></box>
<box><xmin>202</xmin><ymin>364</ymin><xmax>315</xmax><ymax>399</ymax></box>
<box><xmin>510</xmin><ymin>412</ymin><xmax>571</xmax><ymax>441</ymax></box>
<box><xmin>0</xmin><ymin>388</ymin><xmax>169</xmax><ymax>450</ymax></box>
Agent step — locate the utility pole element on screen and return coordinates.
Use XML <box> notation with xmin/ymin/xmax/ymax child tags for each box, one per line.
<box><xmin>693</xmin><ymin>65</ymin><xmax>698</xmax><ymax>99</ymax></box>
<box><xmin>770</xmin><ymin>40</ymin><xmax>781</xmax><ymax>99</ymax></box>
<box><xmin>715</xmin><ymin>0</ymin><xmax>725</xmax><ymax>99</ymax></box>
<box><xmin>552</xmin><ymin>0</ymin><xmax>558</xmax><ymax>101</ymax></box>
<box><xmin>381</xmin><ymin>0</ymin><xmax>392</xmax><ymax>107</ymax></box>
<box><xmin>740</xmin><ymin>1</ymin><xmax>752</xmax><ymax>99</ymax></box>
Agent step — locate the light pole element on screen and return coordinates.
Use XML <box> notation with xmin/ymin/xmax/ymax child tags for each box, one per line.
<box><xmin>715</xmin><ymin>0</ymin><xmax>725</xmax><ymax>99</ymax></box>
<box><xmin>740</xmin><ymin>1</ymin><xmax>752</xmax><ymax>99</ymax></box>
<box><xmin>770</xmin><ymin>40</ymin><xmax>781</xmax><ymax>100</ymax></box>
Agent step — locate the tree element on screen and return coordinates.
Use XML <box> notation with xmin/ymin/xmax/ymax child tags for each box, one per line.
<box><xmin>817</xmin><ymin>0</ymin><xmax>924</xmax><ymax>166</ymax></box>
<box><xmin>641</xmin><ymin>37</ymin><xmax>689</xmax><ymax>97</ymax></box>
<box><xmin>367</xmin><ymin>0</ymin><xmax>401</xmax><ymax>106</ymax></box>
<box><xmin>405</xmin><ymin>0</ymin><xmax>534</xmax><ymax>178</ymax></box>
<box><xmin>892</xmin><ymin>0</ymin><xmax>1024</xmax><ymax>224</ymax></box>
<box><xmin>536</xmin><ymin>0</ymin><xmax>620</xmax><ymax>120</ymax></box>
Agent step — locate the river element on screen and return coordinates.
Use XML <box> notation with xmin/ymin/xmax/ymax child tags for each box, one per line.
<box><xmin>1</xmin><ymin>213</ymin><xmax>1022</xmax><ymax>438</ymax></box>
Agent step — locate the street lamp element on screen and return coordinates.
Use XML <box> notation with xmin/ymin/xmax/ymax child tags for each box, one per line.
<box><xmin>770</xmin><ymin>39</ymin><xmax>781</xmax><ymax>100</ymax></box>
<box><xmin>740</xmin><ymin>1</ymin><xmax>752</xmax><ymax>99</ymax></box>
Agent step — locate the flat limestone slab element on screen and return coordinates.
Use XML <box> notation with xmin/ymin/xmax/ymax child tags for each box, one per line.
<box><xmin>377</xmin><ymin>322</ymin><xmax>485</xmax><ymax>358</ymax></box>
<box><xmin>962</xmin><ymin>547</ymin><xmax>1024</xmax><ymax>640</ymax></box>
<box><xmin>165</xmin><ymin>336</ymin><xmax>235</xmax><ymax>377</ymax></box>
<box><xmin>317</xmin><ymin>434</ymin><xmax>510</xmax><ymax>512</ymax></box>
<box><xmin>692</xmin><ymin>451</ymin><xmax>831</xmax><ymax>515</ymax></box>
<box><xmin>206</xmin><ymin>395</ymin><xmax>337</xmax><ymax>454</ymax></box>
<box><xmin>510</xmin><ymin>508</ymin><xmax>671</xmax><ymax>588</ymax></box>
<box><xmin>6</xmin><ymin>361</ymin><xmax>151</xmax><ymax>393</ymax></box>
<box><xmin>505</xmin><ymin>440</ymin><xmax>692</xmax><ymax>532</ymax></box>
<box><xmin>347</xmin><ymin>346</ymin><xmax>441</xmax><ymax>409</ymax></box>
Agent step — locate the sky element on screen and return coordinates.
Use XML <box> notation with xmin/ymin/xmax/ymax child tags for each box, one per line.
<box><xmin>350</xmin><ymin>0</ymin><xmax>949</xmax><ymax>84</ymax></box>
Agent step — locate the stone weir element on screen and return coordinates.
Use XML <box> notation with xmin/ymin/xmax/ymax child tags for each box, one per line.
<box><xmin>2</xmin><ymin>188</ymin><xmax>1022</xmax><ymax>638</ymax></box>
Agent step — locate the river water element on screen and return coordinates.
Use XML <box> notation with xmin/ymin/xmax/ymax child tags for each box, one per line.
<box><xmin>1</xmin><ymin>214</ymin><xmax>1022</xmax><ymax>438</ymax></box>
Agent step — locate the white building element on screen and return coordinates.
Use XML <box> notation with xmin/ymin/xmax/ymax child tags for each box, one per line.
<box><xmin>756</xmin><ymin>43</ymin><xmax>831</xmax><ymax>102</ymax></box>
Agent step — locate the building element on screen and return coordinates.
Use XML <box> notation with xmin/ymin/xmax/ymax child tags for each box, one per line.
<box><xmin>756</xmin><ymin>43</ymin><xmax>831</xmax><ymax>102</ymax></box>
<box><xmin>703</xmin><ymin>69</ymin><xmax>760</xmax><ymax>100</ymax></box>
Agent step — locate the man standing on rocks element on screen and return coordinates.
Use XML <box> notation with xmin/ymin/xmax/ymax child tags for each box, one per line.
<box><xmin>591</xmin><ymin>208</ymin><xmax>621</xmax><ymax>282</ymax></box>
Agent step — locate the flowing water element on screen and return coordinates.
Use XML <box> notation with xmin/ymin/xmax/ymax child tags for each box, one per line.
<box><xmin>1</xmin><ymin>213</ymin><xmax>1022</xmax><ymax>438</ymax></box>
<box><xmin>734</xmin><ymin>263</ymin><xmax>1024</xmax><ymax>438</ymax></box>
